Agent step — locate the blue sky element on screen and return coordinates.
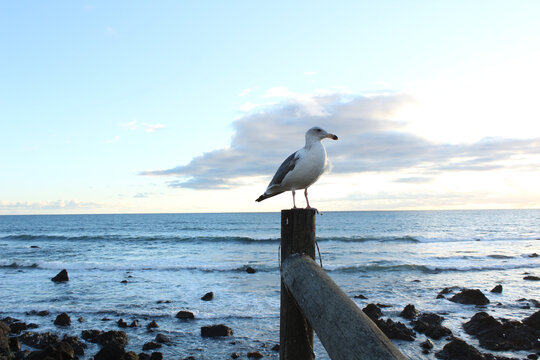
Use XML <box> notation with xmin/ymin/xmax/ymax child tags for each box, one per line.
<box><xmin>1</xmin><ymin>1</ymin><xmax>540</xmax><ymax>214</ymax></box>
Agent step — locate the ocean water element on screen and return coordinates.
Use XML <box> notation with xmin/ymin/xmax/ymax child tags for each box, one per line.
<box><xmin>0</xmin><ymin>210</ymin><xmax>539</xmax><ymax>359</ymax></box>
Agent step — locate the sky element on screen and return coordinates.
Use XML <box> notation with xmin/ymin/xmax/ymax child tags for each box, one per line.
<box><xmin>1</xmin><ymin>1</ymin><xmax>540</xmax><ymax>214</ymax></box>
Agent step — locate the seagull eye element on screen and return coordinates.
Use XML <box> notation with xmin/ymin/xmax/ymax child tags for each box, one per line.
<box><xmin>316</xmin><ymin>129</ymin><xmax>321</xmax><ymax>132</ymax></box>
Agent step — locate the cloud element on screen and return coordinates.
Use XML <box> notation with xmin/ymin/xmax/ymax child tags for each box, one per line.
<box><xmin>144</xmin><ymin>123</ymin><xmax>165</xmax><ymax>133</ymax></box>
<box><xmin>120</xmin><ymin>120</ymin><xmax>165</xmax><ymax>133</ymax></box>
<box><xmin>0</xmin><ymin>200</ymin><xmax>100</xmax><ymax>212</ymax></box>
<box><xmin>105</xmin><ymin>135</ymin><xmax>120</xmax><ymax>143</ymax></box>
<box><xmin>140</xmin><ymin>92</ymin><xmax>540</xmax><ymax>189</ymax></box>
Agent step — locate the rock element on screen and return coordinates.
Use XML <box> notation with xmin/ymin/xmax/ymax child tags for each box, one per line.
<box><xmin>147</xmin><ymin>320</ymin><xmax>159</xmax><ymax>329</ymax></box>
<box><xmin>362</xmin><ymin>303</ymin><xmax>382</xmax><ymax>321</ymax></box>
<box><xmin>247</xmin><ymin>351</ymin><xmax>264</xmax><ymax>358</ymax></box>
<box><xmin>201</xmin><ymin>292</ymin><xmax>214</xmax><ymax>301</ymax></box>
<box><xmin>9</xmin><ymin>336</ymin><xmax>21</xmax><ymax>352</ymax></box>
<box><xmin>138</xmin><ymin>353</ymin><xmax>151</xmax><ymax>360</ymax></box>
<box><xmin>9</xmin><ymin>322</ymin><xmax>28</xmax><ymax>334</ymax></box>
<box><xmin>125</xmin><ymin>351</ymin><xmax>139</xmax><ymax>360</ymax></box>
<box><xmin>245</xmin><ymin>266</ymin><xmax>257</xmax><ymax>274</ymax></box>
<box><xmin>150</xmin><ymin>351</ymin><xmax>163</xmax><ymax>360</ymax></box>
<box><xmin>0</xmin><ymin>321</ymin><xmax>10</xmax><ymax>354</ymax></box>
<box><xmin>37</xmin><ymin>311</ymin><xmax>50</xmax><ymax>317</ymax></box>
<box><xmin>62</xmin><ymin>335</ymin><xmax>86</xmax><ymax>356</ymax></box>
<box><xmin>175</xmin><ymin>311</ymin><xmax>195</xmax><ymax>320</ymax></box>
<box><xmin>30</xmin><ymin>245</ymin><xmax>39</xmax><ymax>248</ymax></box>
<box><xmin>527</xmin><ymin>354</ymin><xmax>538</xmax><ymax>360</ymax></box>
<box><xmin>490</xmin><ymin>284</ymin><xmax>503</xmax><ymax>293</ymax></box>
<box><xmin>51</xmin><ymin>269</ymin><xmax>69</xmax><ymax>282</ymax></box>
<box><xmin>374</xmin><ymin>318</ymin><xmax>415</xmax><ymax>341</ymax></box>
<box><xmin>353</xmin><ymin>294</ymin><xmax>367</xmax><ymax>299</ymax></box>
<box><xmin>271</xmin><ymin>344</ymin><xmax>279</xmax><ymax>351</ymax></box>
<box><xmin>201</xmin><ymin>324</ymin><xmax>233</xmax><ymax>337</ymax></box>
<box><xmin>412</xmin><ymin>313</ymin><xmax>452</xmax><ymax>340</ymax></box>
<box><xmin>529</xmin><ymin>253</ymin><xmax>539</xmax><ymax>258</ymax></box>
<box><xmin>524</xmin><ymin>275</ymin><xmax>540</xmax><ymax>281</ymax></box>
<box><xmin>117</xmin><ymin>319</ymin><xmax>128</xmax><ymax>328</ymax></box>
<box><xmin>121</xmin><ymin>280</ymin><xmax>129</xmax><ymax>284</ymax></box>
<box><xmin>231</xmin><ymin>353</ymin><xmax>240</xmax><ymax>359</ymax></box>
<box><xmin>142</xmin><ymin>341</ymin><xmax>161</xmax><ymax>351</ymax></box>
<box><xmin>463</xmin><ymin>311</ymin><xmax>538</xmax><ymax>350</ymax></box>
<box><xmin>155</xmin><ymin>334</ymin><xmax>170</xmax><ymax>343</ymax></box>
<box><xmin>435</xmin><ymin>338</ymin><xmax>485</xmax><ymax>360</ymax></box>
<box><xmin>28</xmin><ymin>323</ymin><xmax>39</xmax><ymax>329</ymax></box>
<box><xmin>94</xmin><ymin>343</ymin><xmax>127</xmax><ymax>360</ymax></box>
<box><xmin>437</xmin><ymin>287</ymin><xmax>453</xmax><ymax>299</ymax></box>
<box><xmin>54</xmin><ymin>312</ymin><xmax>71</xmax><ymax>326</ymax></box>
<box><xmin>420</xmin><ymin>339</ymin><xmax>434</xmax><ymax>350</ymax></box>
<box><xmin>129</xmin><ymin>320</ymin><xmax>139</xmax><ymax>327</ymax></box>
<box><xmin>26</xmin><ymin>341</ymin><xmax>75</xmax><ymax>360</ymax></box>
<box><xmin>400</xmin><ymin>304</ymin><xmax>419</xmax><ymax>319</ymax></box>
<box><xmin>82</xmin><ymin>330</ymin><xmax>128</xmax><ymax>347</ymax></box>
<box><xmin>523</xmin><ymin>309</ymin><xmax>540</xmax><ymax>330</ymax></box>
<box><xmin>20</xmin><ymin>332</ymin><xmax>60</xmax><ymax>349</ymax></box>
<box><xmin>449</xmin><ymin>289</ymin><xmax>490</xmax><ymax>305</ymax></box>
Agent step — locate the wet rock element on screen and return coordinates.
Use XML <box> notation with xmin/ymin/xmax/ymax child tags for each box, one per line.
<box><xmin>62</xmin><ymin>335</ymin><xmax>86</xmax><ymax>356</ymax></box>
<box><xmin>400</xmin><ymin>304</ymin><xmax>419</xmax><ymax>320</ymax></box>
<box><xmin>125</xmin><ymin>351</ymin><xmax>139</xmax><ymax>360</ymax></box>
<box><xmin>231</xmin><ymin>353</ymin><xmax>240</xmax><ymax>359</ymax></box>
<box><xmin>28</xmin><ymin>323</ymin><xmax>39</xmax><ymax>329</ymax></box>
<box><xmin>245</xmin><ymin>266</ymin><xmax>257</xmax><ymax>274</ymax></box>
<box><xmin>26</xmin><ymin>341</ymin><xmax>74</xmax><ymax>360</ymax></box>
<box><xmin>117</xmin><ymin>319</ymin><xmax>128</xmax><ymax>328</ymax></box>
<box><xmin>54</xmin><ymin>312</ymin><xmax>71</xmax><ymax>326</ymax></box>
<box><xmin>129</xmin><ymin>320</ymin><xmax>139</xmax><ymax>327</ymax></box>
<box><xmin>412</xmin><ymin>313</ymin><xmax>452</xmax><ymax>340</ymax></box>
<box><xmin>138</xmin><ymin>353</ymin><xmax>151</xmax><ymax>360</ymax></box>
<box><xmin>37</xmin><ymin>311</ymin><xmax>50</xmax><ymax>317</ymax></box>
<box><xmin>201</xmin><ymin>324</ymin><xmax>233</xmax><ymax>337</ymax></box>
<box><xmin>82</xmin><ymin>330</ymin><xmax>128</xmax><ymax>348</ymax></box>
<box><xmin>362</xmin><ymin>303</ymin><xmax>382</xmax><ymax>321</ymax></box>
<box><xmin>147</xmin><ymin>320</ymin><xmax>159</xmax><ymax>330</ymax></box>
<box><xmin>420</xmin><ymin>339</ymin><xmax>434</xmax><ymax>350</ymax></box>
<box><xmin>9</xmin><ymin>336</ymin><xmax>21</xmax><ymax>352</ymax></box>
<box><xmin>175</xmin><ymin>310</ymin><xmax>195</xmax><ymax>320</ymax></box>
<box><xmin>490</xmin><ymin>284</ymin><xmax>503</xmax><ymax>293</ymax></box>
<box><xmin>435</xmin><ymin>337</ymin><xmax>485</xmax><ymax>360</ymax></box>
<box><xmin>142</xmin><ymin>341</ymin><xmax>161</xmax><ymax>351</ymax></box>
<box><xmin>524</xmin><ymin>275</ymin><xmax>540</xmax><ymax>281</ymax></box>
<box><xmin>529</xmin><ymin>253</ymin><xmax>539</xmax><ymax>258</ymax></box>
<box><xmin>20</xmin><ymin>332</ymin><xmax>60</xmax><ymax>349</ymax></box>
<box><xmin>247</xmin><ymin>351</ymin><xmax>264</xmax><ymax>358</ymax></box>
<box><xmin>0</xmin><ymin>321</ymin><xmax>10</xmax><ymax>354</ymax></box>
<box><xmin>150</xmin><ymin>352</ymin><xmax>163</xmax><ymax>360</ymax></box>
<box><xmin>201</xmin><ymin>292</ymin><xmax>214</xmax><ymax>301</ymax></box>
<box><xmin>374</xmin><ymin>318</ymin><xmax>415</xmax><ymax>341</ymax></box>
<box><xmin>353</xmin><ymin>294</ymin><xmax>367</xmax><ymax>299</ymax></box>
<box><xmin>449</xmin><ymin>288</ymin><xmax>490</xmax><ymax>305</ymax></box>
<box><xmin>94</xmin><ymin>343</ymin><xmax>127</xmax><ymax>360</ymax></box>
<box><xmin>51</xmin><ymin>269</ymin><xmax>69</xmax><ymax>282</ymax></box>
<box><xmin>121</xmin><ymin>280</ymin><xmax>129</xmax><ymax>284</ymax></box>
<box><xmin>437</xmin><ymin>287</ymin><xmax>453</xmax><ymax>299</ymax></box>
<box><xmin>9</xmin><ymin>322</ymin><xmax>28</xmax><ymax>334</ymax></box>
<box><xmin>271</xmin><ymin>344</ymin><xmax>279</xmax><ymax>351</ymax></box>
<box><xmin>155</xmin><ymin>334</ymin><xmax>170</xmax><ymax>343</ymax></box>
<box><xmin>463</xmin><ymin>311</ymin><xmax>538</xmax><ymax>350</ymax></box>
<box><xmin>523</xmin><ymin>309</ymin><xmax>540</xmax><ymax>330</ymax></box>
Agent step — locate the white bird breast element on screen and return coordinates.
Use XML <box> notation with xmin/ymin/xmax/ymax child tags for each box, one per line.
<box><xmin>281</xmin><ymin>142</ymin><xmax>327</xmax><ymax>190</ymax></box>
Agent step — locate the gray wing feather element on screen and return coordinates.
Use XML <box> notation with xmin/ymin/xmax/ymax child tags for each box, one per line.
<box><xmin>268</xmin><ymin>151</ymin><xmax>298</xmax><ymax>186</ymax></box>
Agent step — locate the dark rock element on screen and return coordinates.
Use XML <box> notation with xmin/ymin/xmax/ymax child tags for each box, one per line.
<box><xmin>353</xmin><ymin>294</ymin><xmax>367</xmax><ymax>299</ymax></box>
<box><xmin>125</xmin><ymin>351</ymin><xmax>139</xmax><ymax>360</ymax></box>
<box><xmin>138</xmin><ymin>353</ymin><xmax>151</xmax><ymax>360</ymax></box>
<box><xmin>527</xmin><ymin>354</ymin><xmax>538</xmax><ymax>360</ymax></box>
<box><xmin>421</xmin><ymin>339</ymin><xmax>434</xmax><ymax>350</ymax></box>
<box><xmin>175</xmin><ymin>311</ymin><xmax>195</xmax><ymax>320</ymax></box>
<box><xmin>101</xmin><ymin>317</ymin><xmax>111</xmax><ymax>321</ymax></box>
<box><xmin>412</xmin><ymin>313</ymin><xmax>452</xmax><ymax>340</ymax></box>
<box><xmin>117</xmin><ymin>319</ymin><xmax>128</xmax><ymax>328</ymax></box>
<box><xmin>435</xmin><ymin>338</ymin><xmax>485</xmax><ymax>360</ymax></box>
<box><xmin>374</xmin><ymin>318</ymin><xmax>415</xmax><ymax>341</ymax></box>
<box><xmin>129</xmin><ymin>320</ymin><xmax>139</xmax><ymax>327</ymax></box>
<box><xmin>121</xmin><ymin>280</ymin><xmax>129</xmax><ymax>284</ymax></box>
<box><xmin>377</xmin><ymin>303</ymin><xmax>392</xmax><ymax>308</ymax></box>
<box><xmin>150</xmin><ymin>352</ymin><xmax>163</xmax><ymax>360</ymax></box>
<box><xmin>529</xmin><ymin>253</ymin><xmax>539</xmax><ymax>258</ymax></box>
<box><xmin>1</xmin><ymin>317</ymin><xmax>19</xmax><ymax>324</ymax></box>
<box><xmin>51</xmin><ymin>269</ymin><xmax>69</xmax><ymax>282</ymax></box>
<box><xmin>78</xmin><ymin>317</ymin><xmax>84</xmax><ymax>322</ymax></box>
<box><xmin>245</xmin><ymin>266</ymin><xmax>257</xmax><ymax>274</ymax></box>
<box><xmin>271</xmin><ymin>344</ymin><xmax>279</xmax><ymax>351</ymax></box>
<box><xmin>523</xmin><ymin>310</ymin><xmax>540</xmax><ymax>330</ymax></box>
<box><xmin>524</xmin><ymin>275</ymin><xmax>540</xmax><ymax>281</ymax></box>
<box><xmin>9</xmin><ymin>336</ymin><xmax>21</xmax><ymax>352</ymax></box>
<box><xmin>28</xmin><ymin>323</ymin><xmax>39</xmax><ymax>329</ymax></box>
<box><xmin>155</xmin><ymin>334</ymin><xmax>170</xmax><ymax>343</ymax></box>
<box><xmin>201</xmin><ymin>324</ymin><xmax>233</xmax><ymax>337</ymax></box>
<box><xmin>491</xmin><ymin>284</ymin><xmax>503</xmax><ymax>293</ymax></box>
<box><xmin>142</xmin><ymin>341</ymin><xmax>161</xmax><ymax>351</ymax></box>
<box><xmin>81</xmin><ymin>329</ymin><xmax>102</xmax><ymax>342</ymax></box>
<box><xmin>463</xmin><ymin>311</ymin><xmax>538</xmax><ymax>350</ymax></box>
<box><xmin>9</xmin><ymin>322</ymin><xmax>28</xmax><ymax>334</ymax></box>
<box><xmin>450</xmin><ymin>288</ymin><xmax>490</xmax><ymax>305</ymax></box>
<box><xmin>531</xmin><ymin>299</ymin><xmax>540</xmax><ymax>308</ymax></box>
<box><xmin>37</xmin><ymin>311</ymin><xmax>50</xmax><ymax>317</ymax></box>
<box><xmin>30</xmin><ymin>245</ymin><xmax>39</xmax><ymax>248</ymax></box>
<box><xmin>231</xmin><ymin>352</ymin><xmax>240</xmax><ymax>359</ymax></box>
<box><xmin>400</xmin><ymin>304</ymin><xmax>419</xmax><ymax>319</ymax></box>
<box><xmin>247</xmin><ymin>351</ymin><xmax>264</xmax><ymax>358</ymax></box>
<box><xmin>201</xmin><ymin>292</ymin><xmax>214</xmax><ymax>301</ymax></box>
<box><xmin>54</xmin><ymin>312</ymin><xmax>71</xmax><ymax>326</ymax></box>
<box><xmin>82</xmin><ymin>330</ymin><xmax>128</xmax><ymax>347</ymax></box>
<box><xmin>20</xmin><ymin>332</ymin><xmax>60</xmax><ymax>349</ymax></box>
<box><xmin>94</xmin><ymin>343</ymin><xmax>127</xmax><ymax>360</ymax></box>
<box><xmin>438</xmin><ymin>287</ymin><xmax>453</xmax><ymax>298</ymax></box>
<box><xmin>147</xmin><ymin>320</ymin><xmax>159</xmax><ymax>329</ymax></box>
<box><xmin>62</xmin><ymin>335</ymin><xmax>86</xmax><ymax>356</ymax></box>
<box><xmin>26</xmin><ymin>341</ymin><xmax>75</xmax><ymax>360</ymax></box>
<box><xmin>0</xmin><ymin>322</ymin><xmax>11</xmax><ymax>355</ymax></box>
<box><xmin>362</xmin><ymin>303</ymin><xmax>382</xmax><ymax>321</ymax></box>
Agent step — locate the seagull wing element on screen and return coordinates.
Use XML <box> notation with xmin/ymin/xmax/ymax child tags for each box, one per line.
<box><xmin>268</xmin><ymin>151</ymin><xmax>299</xmax><ymax>187</ymax></box>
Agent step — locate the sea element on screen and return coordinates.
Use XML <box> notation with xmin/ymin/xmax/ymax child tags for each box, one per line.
<box><xmin>0</xmin><ymin>210</ymin><xmax>539</xmax><ymax>359</ymax></box>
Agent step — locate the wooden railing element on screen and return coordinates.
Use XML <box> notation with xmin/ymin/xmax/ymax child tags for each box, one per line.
<box><xmin>280</xmin><ymin>209</ymin><xmax>408</xmax><ymax>360</ymax></box>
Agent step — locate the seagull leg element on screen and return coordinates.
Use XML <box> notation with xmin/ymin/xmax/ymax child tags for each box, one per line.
<box><xmin>304</xmin><ymin>188</ymin><xmax>320</xmax><ymax>214</ymax></box>
<box><xmin>292</xmin><ymin>189</ymin><xmax>297</xmax><ymax>209</ymax></box>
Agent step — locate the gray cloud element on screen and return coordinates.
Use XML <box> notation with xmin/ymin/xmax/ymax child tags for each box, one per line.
<box><xmin>140</xmin><ymin>93</ymin><xmax>540</xmax><ymax>189</ymax></box>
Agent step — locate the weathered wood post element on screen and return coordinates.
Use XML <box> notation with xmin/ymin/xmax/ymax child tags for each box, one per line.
<box><xmin>280</xmin><ymin>208</ymin><xmax>316</xmax><ymax>360</ymax></box>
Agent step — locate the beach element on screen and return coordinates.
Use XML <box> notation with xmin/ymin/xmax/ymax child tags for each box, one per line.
<box><xmin>1</xmin><ymin>211</ymin><xmax>539</xmax><ymax>359</ymax></box>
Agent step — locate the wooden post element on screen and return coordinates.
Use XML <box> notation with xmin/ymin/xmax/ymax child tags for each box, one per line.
<box><xmin>282</xmin><ymin>254</ymin><xmax>409</xmax><ymax>360</ymax></box>
<box><xmin>280</xmin><ymin>208</ymin><xmax>316</xmax><ymax>360</ymax></box>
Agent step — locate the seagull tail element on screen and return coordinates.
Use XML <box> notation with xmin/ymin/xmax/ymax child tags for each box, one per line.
<box><xmin>255</xmin><ymin>191</ymin><xmax>283</xmax><ymax>202</ymax></box>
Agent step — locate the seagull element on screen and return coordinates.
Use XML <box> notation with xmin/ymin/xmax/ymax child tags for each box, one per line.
<box><xmin>255</xmin><ymin>126</ymin><xmax>338</xmax><ymax>210</ymax></box>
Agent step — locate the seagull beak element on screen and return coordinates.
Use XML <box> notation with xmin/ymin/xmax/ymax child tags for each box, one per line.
<box><xmin>328</xmin><ymin>133</ymin><xmax>338</xmax><ymax>140</ymax></box>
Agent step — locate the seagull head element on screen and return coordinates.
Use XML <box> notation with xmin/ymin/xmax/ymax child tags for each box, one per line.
<box><xmin>306</xmin><ymin>127</ymin><xmax>338</xmax><ymax>143</ymax></box>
